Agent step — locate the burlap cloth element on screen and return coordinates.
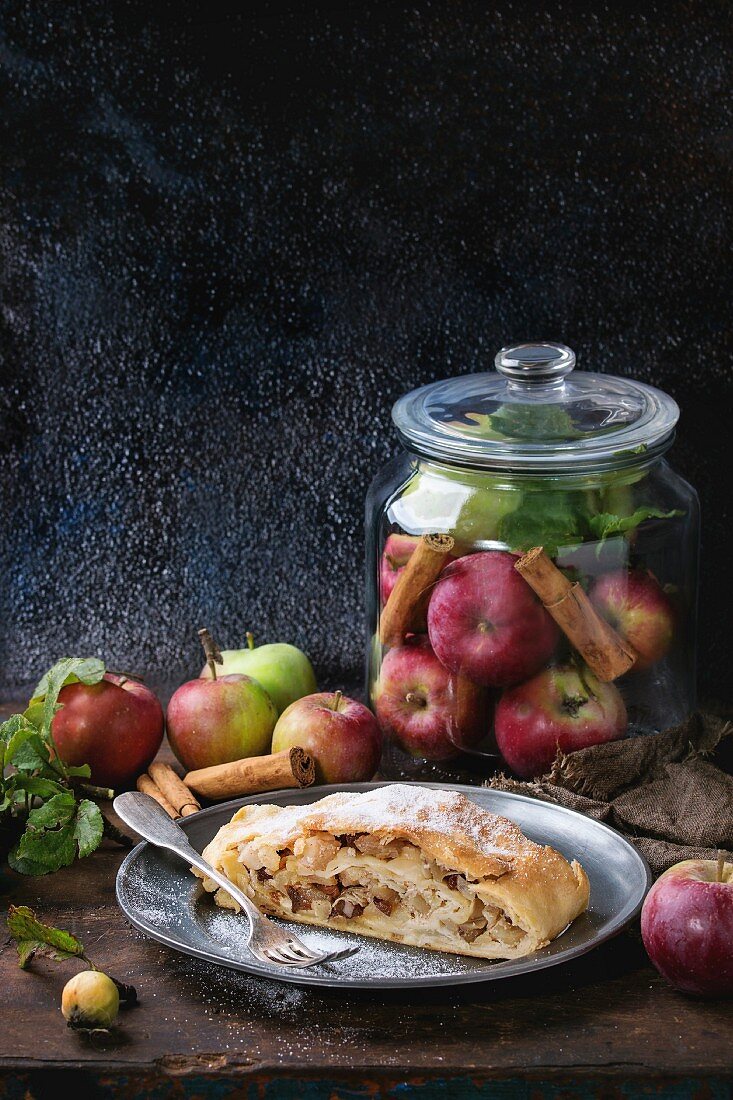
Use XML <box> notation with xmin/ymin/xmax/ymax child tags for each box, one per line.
<box><xmin>486</xmin><ymin>712</ymin><xmax>733</xmax><ymax>875</ymax></box>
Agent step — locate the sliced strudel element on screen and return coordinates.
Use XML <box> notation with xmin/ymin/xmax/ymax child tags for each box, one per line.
<box><xmin>196</xmin><ymin>784</ymin><xmax>589</xmax><ymax>960</ymax></box>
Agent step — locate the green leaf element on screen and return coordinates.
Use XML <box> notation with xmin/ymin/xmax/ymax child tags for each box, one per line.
<box><xmin>587</xmin><ymin>507</ymin><xmax>682</xmax><ymax>544</ymax></box>
<box><xmin>455</xmin><ymin>404</ymin><xmax>585</xmax><ymax>443</ymax></box>
<box><xmin>499</xmin><ymin>490</ymin><xmax>589</xmax><ymax>556</ymax></box>
<box><xmin>30</xmin><ymin>657</ymin><xmax>106</xmax><ymax>708</ymax></box>
<box><xmin>22</xmin><ymin>699</ymin><xmax>47</xmax><ymax>732</ymax></box>
<box><xmin>11</xmin><ymin>775</ymin><xmax>65</xmax><ymax>798</ymax></box>
<box><xmin>1</xmin><ymin>715</ymin><xmax>34</xmax><ymax>769</ymax></box>
<box><xmin>26</xmin><ymin>791</ymin><xmax>76</xmax><ymax>830</ymax></box>
<box><xmin>10</xmin><ymin>820</ymin><xmax>77</xmax><ymax>875</ymax></box>
<box><xmin>64</xmin><ymin>763</ymin><xmax>92</xmax><ymax>779</ymax></box>
<box><xmin>73</xmin><ymin>799</ymin><xmax>104</xmax><ymax>859</ymax></box>
<box><xmin>11</xmin><ymin>734</ymin><xmax>53</xmax><ymax>773</ymax></box>
<box><xmin>7</xmin><ymin>904</ymin><xmax>86</xmax><ymax>969</ymax></box>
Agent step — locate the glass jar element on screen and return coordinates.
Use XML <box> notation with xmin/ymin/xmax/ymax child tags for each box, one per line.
<box><xmin>365</xmin><ymin>343</ymin><xmax>699</xmax><ymax>782</ymax></box>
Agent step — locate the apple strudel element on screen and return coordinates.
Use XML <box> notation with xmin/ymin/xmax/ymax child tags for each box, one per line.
<box><xmin>196</xmin><ymin>784</ymin><xmax>589</xmax><ymax>960</ymax></box>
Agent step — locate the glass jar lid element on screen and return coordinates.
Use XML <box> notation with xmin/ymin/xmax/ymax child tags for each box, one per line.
<box><xmin>392</xmin><ymin>342</ymin><xmax>679</xmax><ymax>472</ymax></box>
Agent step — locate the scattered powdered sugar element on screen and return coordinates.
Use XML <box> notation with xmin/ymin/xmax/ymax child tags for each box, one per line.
<box><xmin>201</xmin><ymin>903</ymin><xmax>479</xmax><ymax>981</ymax></box>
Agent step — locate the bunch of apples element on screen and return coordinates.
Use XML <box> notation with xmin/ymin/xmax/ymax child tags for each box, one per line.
<box><xmin>374</xmin><ymin>534</ymin><xmax>675</xmax><ymax>777</ymax></box>
<box><xmin>50</xmin><ymin>633</ymin><xmax>382</xmax><ymax>790</ymax></box>
<box><xmin>165</xmin><ymin>633</ymin><xmax>381</xmax><ymax>785</ymax></box>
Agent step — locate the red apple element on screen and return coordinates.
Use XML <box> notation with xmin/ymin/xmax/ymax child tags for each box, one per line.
<box><xmin>52</xmin><ymin>674</ymin><xmax>164</xmax><ymax>789</ymax></box>
<box><xmin>167</xmin><ymin>674</ymin><xmax>277</xmax><ymax>772</ymax></box>
<box><xmin>271</xmin><ymin>691</ymin><xmax>381</xmax><ymax>784</ymax></box>
<box><xmin>427</xmin><ymin>551</ymin><xmax>559</xmax><ymax>686</ymax></box>
<box><xmin>494</xmin><ymin>665</ymin><xmax>627</xmax><ymax>778</ymax></box>
<box><xmin>641</xmin><ymin>858</ymin><xmax>733</xmax><ymax>997</ymax></box>
<box><xmin>374</xmin><ymin>636</ymin><xmax>485</xmax><ymax>761</ymax></box>
<box><xmin>380</xmin><ymin>534</ymin><xmax>421</xmax><ymax>605</ymax></box>
<box><xmin>590</xmin><ymin>568</ymin><xmax>674</xmax><ymax>671</ymax></box>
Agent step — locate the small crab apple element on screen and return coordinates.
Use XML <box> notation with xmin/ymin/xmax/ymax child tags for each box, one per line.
<box><xmin>61</xmin><ymin>970</ymin><xmax>120</xmax><ymax>1030</ymax></box>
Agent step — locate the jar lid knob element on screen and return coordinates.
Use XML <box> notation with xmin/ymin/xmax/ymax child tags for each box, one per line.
<box><xmin>495</xmin><ymin>342</ymin><xmax>575</xmax><ymax>382</ymax></box>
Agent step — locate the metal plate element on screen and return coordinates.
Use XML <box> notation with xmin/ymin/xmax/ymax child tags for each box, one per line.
<box><xmin>115</xmin><ymin>781</ymin><xmax>650</xmax><ymax>989</ymax></box>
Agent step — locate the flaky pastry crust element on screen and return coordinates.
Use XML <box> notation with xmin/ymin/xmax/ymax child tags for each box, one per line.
<box><xmin>196</xmin><ymin>785</ymin><xmax>589</xmax><ymax>960</ymax></box>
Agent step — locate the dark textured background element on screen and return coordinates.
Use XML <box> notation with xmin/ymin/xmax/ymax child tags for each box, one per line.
<box><xmin>0</xmin><ymin>1</ymin><xmax>730</xmax><ymax>701</ymax></box>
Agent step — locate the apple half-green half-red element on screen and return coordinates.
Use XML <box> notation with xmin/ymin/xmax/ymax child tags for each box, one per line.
<box><xmin>200</xmin><ymin>637</ymin><xmax>317</xmax><ymax>716</ymax></box>
<box><xmin>271</xmin><ymin>692</ymin><xmax>382</xmax><ymax>784</ymax></box>
<box><xmin>51</xmin><ymin>673</ymin><xmax>164</xmax><ymax>789</ymax></box>
<box><xmin>166</xmin><ymin>673</ymin><xmax>277</xmax><ymax>772</ymax></box>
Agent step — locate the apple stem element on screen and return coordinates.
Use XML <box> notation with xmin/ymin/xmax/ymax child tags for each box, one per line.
<box><xmin>405</xmin><ymin>691</ymin><xmax>426</xmax><ymax>708</ymax></box>
<box><xmin>332</xmin><ymin>690</ymin><xmax>343</xmax><ymax>711</ymax></box>
<box><xmin>246</xmin><ymin>632</ymin><xmax>255</xmax><ymax>651</ymax></box>
<box><xmin>71</xmin><ymin>780</ymin><xmax>115</xmax><ymax>801</ymax></box>
<box><xmin>717</xmin><ymin>850</ymin><xmax>726</xmax><ymax>883</ymax></box>
<box><xmin>198</xmin><ymin>627</ymin><xmax>223</xmax><ymax>681</ymax></box>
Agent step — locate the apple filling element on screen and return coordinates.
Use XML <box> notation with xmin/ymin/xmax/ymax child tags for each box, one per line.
<box><xmin>203</xmin><ymin>829</ymin><xmax>526</xmax><ymax>955</ymax></box>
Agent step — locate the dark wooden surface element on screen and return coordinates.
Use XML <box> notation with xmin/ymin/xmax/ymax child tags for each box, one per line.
<box><xmin>1</xmin><ymin>725</ymin><xmax>731</xmax><ymax>1098</ymax></box>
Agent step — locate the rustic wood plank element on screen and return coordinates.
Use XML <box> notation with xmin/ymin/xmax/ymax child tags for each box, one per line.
<box><xmin>2</xmin><ymin>850</ymin><xmax>732</xmax><ymax>1091</ymax></box>
<box><xmin>1</xmin><ymin>704</ymin><xmax>732</xmax><ymax>1096</ymax></box>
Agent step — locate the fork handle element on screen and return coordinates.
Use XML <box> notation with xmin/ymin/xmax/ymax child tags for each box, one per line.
<box><xmin>114</xmin><ymin>791</ymin><xmax>261</xmax><ymax>930</ymax></box>
<box><xmin>184</xmin><ymin>848</ymin><xmax>262</xmax><ymax>930</ymax></box>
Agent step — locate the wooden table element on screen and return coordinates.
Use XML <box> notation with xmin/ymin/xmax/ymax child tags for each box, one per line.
<box><xmin>1</xmin><ymin>734</ymin><xmax>731</xmax><ymax>1098</ymax></box>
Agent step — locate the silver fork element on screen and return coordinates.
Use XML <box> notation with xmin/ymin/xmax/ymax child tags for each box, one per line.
<box><xmin>114</xmin><ymin>791</ymin><xmax>359</xmax><ymax>970</ymax></box>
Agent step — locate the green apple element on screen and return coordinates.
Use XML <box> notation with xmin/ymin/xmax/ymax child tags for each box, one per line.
<box><xmin>201</xmin><ymin>634</ymin><xmax>317</xmax><ymax>715</ymax></box>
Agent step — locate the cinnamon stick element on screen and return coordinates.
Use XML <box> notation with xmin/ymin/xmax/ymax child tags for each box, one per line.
<box><xmin>184</xmin><ymin>747</ymin><xmax>316</xmax><ymax>801</ymax></box>
<box><xmin>136</xmin><ymin>773</ymin><xmax>180</xmax><ymax>819</ymax></box>
<box><xmin>148</xmin><ymin>762</ymin><xmax>201</xmax><ymax>817</ymax></box>
<box><xmin>379</xmin><ymin>533</ymin><xmax>455</xmax><ymax>647</ymax></box>
<box><xmin>514</xmin><ymin>547</ymin><xmax>637</xmax><ymax>681</ymax></box>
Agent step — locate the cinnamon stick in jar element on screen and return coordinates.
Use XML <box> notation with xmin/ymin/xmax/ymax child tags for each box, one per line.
<box><xmin>184</xmin><ymin>747</ymin><xmax>316</xmax><ymax>801</ymax></box>
<box><xmin>379</xmin><ymin>533</ymin><xmax>455</xmax><ymax>648</ymax></box>
<box><xmin>148</xmin><ymin>762</ymin><xmax>201</xmax><ymax>817</ymax></box>
<box><xmin>514</xmin><ymin>547</ymin><xmax>636</xmax><ymax>681</ymax></box>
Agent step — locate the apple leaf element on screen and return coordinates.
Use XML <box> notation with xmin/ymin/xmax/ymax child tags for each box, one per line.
<box><xmin>30</xmin><ymin>657</ymin><xmax>106</xmax><ymax>707</ymax></box>
<box><xmin>10</xmin><ymin>733</ymin><xmax>53</xmax><ymax>773</ymax></box>
<box><xmin>73</xmin><ymin>799</ymin><xmax>104</xmax><ymax>859</ymax></box>
<box><xmin>25</xmin><ymin>791</ymin><xmax>77</xmax><ymax>830</ymax></box>
<box><xmin>587</xmin><ymin>507</ymin><xmax>682</xmax><ymax>543</ymax></box>
<box><xmin>499</xmin><ymin>490</ymin><xmax>589</xmax><ymax>556</ymax></box>
<box><xmin>0</xmin><ymin>715</ymin><xmax>37</xmax><ymax>770</ymax></box>
<box><xmin>11</xmin><ymin>775</ymin><xmax>66</xmax><ymax>798</ymax></box>
<box><xmin>9</xmin><ymin>794</ymin><xmax>104</xmax><ymax>875</ymax></box>
<box><xmin>1</xmin><ymin>657</ymin><xmax>109</xmax><ymax>877</ymax></box>
<box><xmin>7</xmin><ymin>905</ymin><xmax>88</xmax><ymax>969</ymax></box>
<box><xmin>10</xmin><ymin>821</ymin><xmax>77</xmax><ymax>875</ymax></box>
<box><xmin>63</xmin><ymin>763</ymin><xmax>92</xmax><ymax>779</ymax></box>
